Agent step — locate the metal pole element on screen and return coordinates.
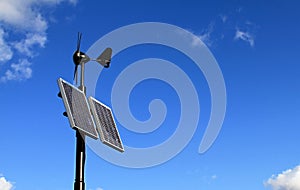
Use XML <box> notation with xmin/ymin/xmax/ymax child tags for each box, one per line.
<box><xmin>79</xmin><ymin>62</ymin><xmax>86</xmax><ymax>94</ymax></box>
<box><xmin>74</xmin><ymin>62</ymin><xmax>86</xmax><ymax>190</ymax></box>
<box><xmin>74</xmin><ymin>130</ymin><xmax>85</xmax><ymax>190</ymax></box>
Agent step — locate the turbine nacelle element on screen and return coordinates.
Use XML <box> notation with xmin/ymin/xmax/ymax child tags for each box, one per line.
<box><xmin>73</xmin><ymin>51</ymin><xmax>91</xmax><ymax>66</ymax></box>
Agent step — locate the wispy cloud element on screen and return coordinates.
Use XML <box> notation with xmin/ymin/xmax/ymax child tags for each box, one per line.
<box><xmin>0</xmin><ymin>176</ymin><xmax>13</xmax><ymax>190</ymax></box>
<box><xmin>1</xmin><ymin>59</ymin><xmax>32</xmax><ymax>82</ymax></box>
<box><xmin>211</xmin><ymin>174</ymin><xmax>217</xmax><ymax>180</ymax></box>
<box><xmin>264</xmin><ymin>165</ymin><xmax>300</xmax><ymax>190</ymax></box>
<box><xmin>234</xmin><ymin>28</ymin><xmax>255</xmax><ymax>47</ymax></box>
<box><xmin>0</xmin><ymin>1</ymin><xmax>46</xmax><ymax>32</ymax></box>
<box><xmin>187</xmin><ymin>21</ymin><xmax>220</xmax><ymax>48</ymax></box>
<box><xmin>13</xmin><ymin>33</ymin><xmax>47</xmax><ymax>57</ymax></box>
<box><xmin>88</xmin><ymin>187</ymin><xmax>103</xmax><ymax>190</ymax></box>
<box><xmin>0</xmin><ymin>29</ymin><xmax>13</xmax><ymax>63</ymax></box>
<box><xmin>220</xmin><ymin>14</ymin><xmax>228</xmax><ymax>23</ymax></box>
<box><xmin>189</xmin><ymin>8</ymin><xmax>257</xmax><ymax>48</ymax></box>
<box><xmin>0</xmin><ymin>0</ymin><xmax>77</xmax><ymax>82</ymax></box>
<box><xmin>197</xmin><ymin>22</ymin><xmax>215</xmax><ymax>47</ymax></box>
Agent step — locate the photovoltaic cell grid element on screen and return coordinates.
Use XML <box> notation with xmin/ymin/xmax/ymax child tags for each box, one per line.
<box><xmin>88</xmin><ymin>97</ymin><xmax>124</xmax><ymax>152</ymax></box>
<box><xmin>57</xmin><ymin>78</ymin><xmax>98</xmax><ymax>139</ymax></box>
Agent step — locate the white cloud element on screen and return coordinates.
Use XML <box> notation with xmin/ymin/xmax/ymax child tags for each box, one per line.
<box><xmin>39</xmin><ymin>0</ymin><xmax>78</xmax><ymax>5</ymax></box>
<box><xmin>195</xmin><ymin>14</ymin><xmax>257</xmax><ymax>48</ymax></box>
<box><xmin>220</xmin><ymin>14</ymin><xmax>228</xmax><ymax>23</ymax></box>
<box><xmin>1</xmin><ymin>59</ymin><xmax>32</xmax><ymax>82</ymax></box>
<box><xmin>192</xmin><ymin>8</ymin><xmax>257</xmax><ymax>48</ymax></box>
<box><xmin>197</xmin><ymin>22</ymin><xmax>214</xmax><ymax>47</ymax></box>
<box><xmin>211</xmin><ymin>175</ymin><xmax>217</xmax><ymax>180</ymax></box>
<box><xmin>190</xmin><ymin>35</ymin><xmax>204</xmax><ymax>47</ymax></box>
<box><xmin>264</xmin><ymin>165</ymin><xmax>300</xmax><ymax>190</ymax></box>
<box><xmin>88</xmin><ymin>187</ymin><xmax>103</xmax><ymax>190</ymax></box>
<box><xmin>234</xmin><ymin>28</ymin><xmax>255</xmax><ymax>47</ymax></box>
<box><xmin>0</xmin><ymin>177</ymin><xmax>13</xmax><ymax>190</ymax></box>
<box><xmin>14</xmin><ymin>33</ymin><xmax>47</xmax><ymax>57</ymax></box>
<box><xmin>197</xmin><ymin>32</ymin><xmax>211</xmax><ymax>47</ymax></box>
<box><xmin>184</xmin><ymin>22</ymin><xmax>215</xmax><ymax>48</ymax></box>
<box><xmin>0</xmin><ymin>28</ymin><xmax>13</xmax><ymax>63</ymax></box>
<box><xmin>0</xmin><ymin>0</ymin><xmax>77</xmax><ymax>31</ymax></box>
<box><xmin>0</xmin><ymin>0</ymin><xmax>76</xmax><ymax>82</ymax></box>
<box><xmin>0</xmin><ymin>0</ymin><xmax>47</xmax><ymax>32</ymax></box>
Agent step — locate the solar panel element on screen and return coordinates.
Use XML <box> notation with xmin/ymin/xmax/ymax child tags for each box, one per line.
<box><xmin>57</xmin><ymin>78</ymin><xmax>98</xmax><ymax>139</ymax></box>
<box><xmin>88</xmin><ymin>97</ymin><xmax>124</xmax><ymax>152</ymax></box>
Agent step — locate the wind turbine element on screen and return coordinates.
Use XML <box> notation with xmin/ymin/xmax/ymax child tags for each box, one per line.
<box><xmin>72</xmin><ymin>32</ymin><xmax>112</xmax><ymax>84</ymax></box>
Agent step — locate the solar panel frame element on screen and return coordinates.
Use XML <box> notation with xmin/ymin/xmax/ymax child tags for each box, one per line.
<box><xmin>88</xmin><ymin>96</ymin><xmax>124</xmax><ymax>152</ymax></box>
<box><xmin>57</xmin><ymin>78</ymin><xmax>98</xmax><ymax>139</ymax></box>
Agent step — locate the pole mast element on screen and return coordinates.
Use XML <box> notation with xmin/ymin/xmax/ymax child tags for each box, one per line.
<box><xmin>74</xmin><ymin>62</ymin><xmax>86</xmax><ymax>190</ymax></box>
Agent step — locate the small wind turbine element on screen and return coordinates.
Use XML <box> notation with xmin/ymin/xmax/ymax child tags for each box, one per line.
<box><xmin>72</xmin><ymin>32</ymin><xmax>112</xmax><ymax>84</ymax></box>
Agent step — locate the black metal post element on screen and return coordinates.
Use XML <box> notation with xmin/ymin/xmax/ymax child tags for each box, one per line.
<box><xmin>74</xmin><ymin>62</ymin><xmax>86</xmax><ymax>190</ymax></box>
<box><xmin>74</xmin><ymin>130</ymin><xmax>86</xmax><ymax>190</ymax></box>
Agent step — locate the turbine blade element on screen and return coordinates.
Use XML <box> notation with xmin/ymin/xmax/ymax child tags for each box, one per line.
<box><xmin>73</xmin><ymin>65</ymin><xmax>78</xmax><ymax>80</ymax></box>
<box><xmin>77</xmin><ymin>32</ymin><xmax>82</xmax><ymax>51</ymax></box>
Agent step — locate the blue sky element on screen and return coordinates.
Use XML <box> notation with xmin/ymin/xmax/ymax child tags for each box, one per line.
<box><xmin>1</xmin><ymin>0</ymin><xmax>300</xmax><ymax>190</ymax></box>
